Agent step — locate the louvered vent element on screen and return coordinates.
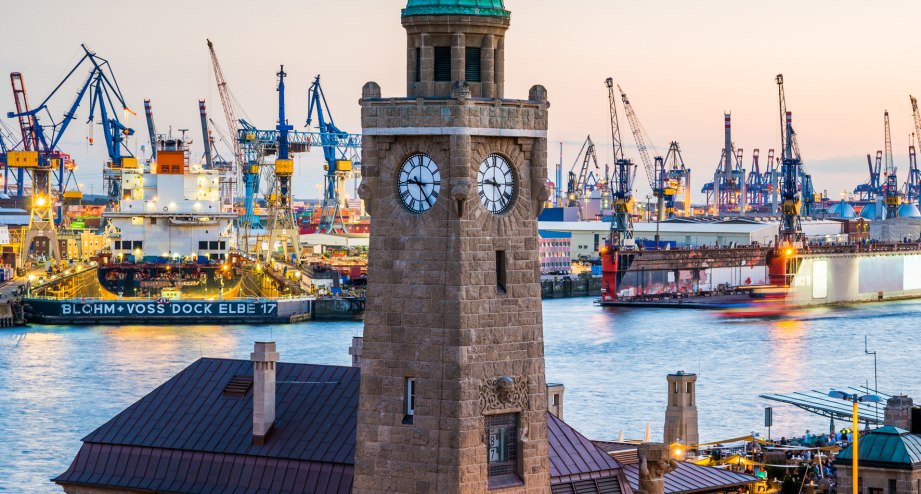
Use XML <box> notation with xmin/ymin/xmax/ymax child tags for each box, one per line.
<box><xmin>465</xmin><ymin>47</ymin><xmax>481</xmax><ymax>82</ymax></box>
<box><xmin>222</xmin><ymin>375</ymin><xmax>253</xmax><ymax>398</ymax></box>
<box><xmin>434</xmin><ymin>47</ymin><xmax>451</xmax><ymax>82</ymax></box>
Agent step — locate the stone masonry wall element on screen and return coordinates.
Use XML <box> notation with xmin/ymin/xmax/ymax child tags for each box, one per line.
<box><xmin>354</xmin><ymin>88</ymin><xmax>551</xmax><ymax>494</ymax></box>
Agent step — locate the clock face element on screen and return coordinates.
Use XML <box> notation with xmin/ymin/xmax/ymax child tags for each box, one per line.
<box><xmin>397</xmin><ymin>153</ymin><xmax>441</xmax><ymax>214</ymax></box>
<box><xmin>477</xmin><ymin>154</ymin><xmax>516</xmax><ymax>214</ymax></box>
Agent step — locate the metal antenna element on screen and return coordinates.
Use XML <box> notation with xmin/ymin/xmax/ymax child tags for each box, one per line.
<box><xmin>865</xmin><ymin>335</ymin><xmax>878</xmax><ymax>422</ymax></box>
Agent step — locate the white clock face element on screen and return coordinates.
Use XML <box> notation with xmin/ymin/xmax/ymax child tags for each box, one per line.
<box><xmin>477</xmin><ymin>154</ymin><xmax>516</xmax><ymax>214</ymax></box>
<box><xmin>397</xmin><ymin>153</ymin><xmax>441</xmax><ymax>214</ymax></box>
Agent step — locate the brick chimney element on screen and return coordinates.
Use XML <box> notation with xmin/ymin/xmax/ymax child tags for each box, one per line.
<box><xmin>251</xmin><ymin>341</ymin><xmax>279</xmax><ymax>445</ymax></box>
<box><xmin>884</xmin><ymin>395</ymin><xmax>913</xmax><ymax>430</ymax></box>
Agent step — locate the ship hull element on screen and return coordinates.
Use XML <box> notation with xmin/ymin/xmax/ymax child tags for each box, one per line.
<box><xmin>97</xmin><ymin>264</ymin><xmax>242</xmax><ymax>299</ymax></box>
<box><xmin>22</xmin><ymin>298</ymin><xmax>314</xmax><ymax>325</ymax></box>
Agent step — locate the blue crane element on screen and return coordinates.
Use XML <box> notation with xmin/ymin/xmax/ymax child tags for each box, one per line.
<box><xmin>776</xmin><ymin>74</ymin><xmax>805</xmax><ymax>244</ymax></box>
<box><xmin>854</xmin><ymin>151</ymin><xmax>882</xmax><ymax>202</ymax></box>
<box><xmin>306</xmin><ymin>75</ymin><xmax>362</xmax><ymax>234</ymax></box>
<box><xmin>7</xmin><ymin>44</ymin><xmax>135</xmax><ymax>208</ymax></box>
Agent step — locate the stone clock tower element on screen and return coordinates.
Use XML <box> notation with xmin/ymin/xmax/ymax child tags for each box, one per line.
<box><xmin>354</xmin><ymin>1</ymin><xmax>551</xmax><ymax>493</ymax></box>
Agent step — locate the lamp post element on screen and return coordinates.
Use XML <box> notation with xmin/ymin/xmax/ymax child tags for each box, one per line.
<box><xmin>829</xmin><ymin>390</ymin><xmax>883</xmax><ymax>494</ymax></box>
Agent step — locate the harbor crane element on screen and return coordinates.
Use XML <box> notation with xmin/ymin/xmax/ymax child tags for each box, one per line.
<box><xmin>776</xmin><ymin>74</ymin><xmax>805</xmax><ymax>244</ymax></box>
<box><xmin>6</xmin><ymin>45</ymin><xmax>134</xmax><ymax>264</ymax></box>
<box><xmin>661</xmin><ymin>141</ymin><xmax>692</xmax><ymax>217</ymax></box>
<box><xmin>208</xmin><ymin>39</ymin><xmax>255</xmax><ymax>239</ymax></box>
<box><xmin>906</xmin><ymin>96</ymin><xmax>921</xmax><ymax>207</ymax></box>
<box><xmin>0</xmin><ymin>120</ymin><xmax>24</xmax><ymax>197</ymax></box>
<box><xmin>604</xmin><ymin>77</ymin><xmax>636</xmax><ymax>249</ymax></box>
<box><xmin>855</xmin><ymin>151</ymin><xmax>883</xmax><ymax>202</ymax></box>
<box><xmin>882</xmin><ymin>110</ymin><xmax>901</xmax><ymax>219</ymax></box>
<box><xmin>618</xmin><ymin>84</ymin><xmax>670</xmax><ymax>223</ymax></box>
<box><xmin>262</xmin><ymin>66</ymin><xmax>300</xmax><ymax>263</ymax></box>
<box><xmin>306</xmin><ymin>75</ymin><xmax>362</xmax><ymax>234</ymax></box>
<box><xmin>702</xmin><ymin>114</ymin><xmax>747</xmax><ymax>215</ymax></box>
<box><xmin>906</xmin><ymin>142</ymin><xmax>920</xmax><ymax>207</ymax></box>
<box><xmin>565</xmin><ymin>135</ymin><xmax>600</xmax><ymax>219</ymax></box>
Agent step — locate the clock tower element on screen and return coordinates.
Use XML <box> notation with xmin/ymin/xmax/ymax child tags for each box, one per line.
<box><xmin>354</xmin><ymin>1</ymin><xmax>552</xmax><ymax>493</ymax></box>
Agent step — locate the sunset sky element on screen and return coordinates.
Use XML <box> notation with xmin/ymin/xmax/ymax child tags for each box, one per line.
<box><xmin>2</xmin><ymin>0</ymin><xmax>920</xmax><ymax>202</ymax></box>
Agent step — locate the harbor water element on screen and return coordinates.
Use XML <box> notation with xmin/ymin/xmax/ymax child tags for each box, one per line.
<box><xmin>1</xmin><ymin>298</ymin><xmax>919</xmax><ymax>491</ymax></box>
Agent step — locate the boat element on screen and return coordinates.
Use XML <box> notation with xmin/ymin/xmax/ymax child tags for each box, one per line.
<box><xmin>95</xmin><ymin>135</ymin><xmax>242</xmax><ymax>300</ymax></box>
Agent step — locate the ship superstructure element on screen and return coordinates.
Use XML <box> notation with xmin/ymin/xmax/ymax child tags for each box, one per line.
<box><xmin>98</xmin><ymin>135</ymin><xmax>241</xmax><ymax>299</ymax></box>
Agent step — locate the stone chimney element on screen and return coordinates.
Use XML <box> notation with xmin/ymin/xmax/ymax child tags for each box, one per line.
<box><xmin>547</xmin><ymin>383</ymin><xmax>565</xmax><ymax>420</ymax></box>
<box><xmin>884</xmin><ymin>395</ymin><xmax>913</xmax><ymax>430</ymax></box>
<box><xmin>251</xmin><ymin>341</ymin><xmax>279</xmax><ymax>445</ymax></box>
<box><xmin>349</xmin><ymin>336</ymin><xmax>363</xmax><ymax>368</ymax></box>
<box><xmin>664</xmin><ymin>371</ymin><xmax>699</xmax><ymax>450</ymax></box>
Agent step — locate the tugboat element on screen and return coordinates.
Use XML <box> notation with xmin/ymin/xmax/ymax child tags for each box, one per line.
<box><xmin>96</xmin><ymin>134</ymin><xmax>241</xmax><ymax>300</ymax></box>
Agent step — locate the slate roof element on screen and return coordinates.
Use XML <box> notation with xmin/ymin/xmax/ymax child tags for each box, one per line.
<box><xmin>55</xmin><ymin>358</ymin><xmax>359</xmax><ymax>494</ymax></box>
<box><xmin>549</xmin><ymin>413</ymin><xmax>631</xmax><ymax>494</ymax></box>
<box><xmin>621</xmin><ymin>461</ymin><xmax>759</xmax><ymax>494</ymax></box>
<box><xmin>55</xmin><ymin>357</ymin><xmax>630</xmax><ymax>494</ymax></box>
<box><xmin>836</xmin><ymin>426</ymin><xmax>921</xmax><ymax>468</ymax></box>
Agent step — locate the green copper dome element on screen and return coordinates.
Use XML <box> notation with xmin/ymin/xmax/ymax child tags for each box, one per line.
<box><xmin>402</xmin><ymin>0</ymin><xmax>509</xmax><ymax>18</ymax></box>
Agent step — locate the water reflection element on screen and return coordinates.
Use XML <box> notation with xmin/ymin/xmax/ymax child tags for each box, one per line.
<box><xmin>2</xmin><ymin>299</ymin><xmax>920</xmax><ymax>492</ymax></box>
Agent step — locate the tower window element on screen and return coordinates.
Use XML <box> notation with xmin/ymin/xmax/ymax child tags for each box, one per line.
<box><xmin>486</xmin><ymin>413</ymin><xmax>520</xmax><ymax>487</ymax></box>
<box><xmin>465</xmin><ymin>47</ymin><xmax>481</xmax><ymax>82</ymax></box>
<box><xmin>415</xmin><ymin>48</ymin><xmax>421</xmax><ymax>83</ymax></box>
<box><xmin>496</xmin><ymin>250</ymin><xmax>507</xmax><ymax>293</ymax></box>
<box><xmin>434</xmin><ymin>47</ymin><xmax>451</xmax><ymax>82</ymax></box>
<box><xmin>403</xmin><ymin>377</ymin><xmax>415</xmax><ymax>424</ymax></box>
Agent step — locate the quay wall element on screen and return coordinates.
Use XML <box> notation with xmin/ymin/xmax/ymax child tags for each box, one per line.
<box><xmin>541</xmin><ymin>276</ymin><xmax>602</xmax><ymax>299</ymax></box>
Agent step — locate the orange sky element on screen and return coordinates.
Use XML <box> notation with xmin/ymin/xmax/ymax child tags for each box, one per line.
<box><xmin>2</xmin><ymin>0</ymin><xmax>919</xmax><ymax>201</ymax></box>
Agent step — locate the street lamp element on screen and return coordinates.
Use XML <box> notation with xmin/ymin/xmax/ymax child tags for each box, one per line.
<box><xmin>829</xmin><ymin>390</ymin><xmax>883</xmax><ymax>494</ymax></box>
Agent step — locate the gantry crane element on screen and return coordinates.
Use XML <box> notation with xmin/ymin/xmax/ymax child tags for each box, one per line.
<box><xmin>907</xmin><ymin>96</ymin><xmax>921</xmax><ymax>207</ymax></box>
<box><xmin>7</xmin><ymin>45</ymin><xmax>134</xmax><ymax>264</ymax></box>
<box><xmin>604</xmin><ymin>77</ymin><xmax>636</xmax><ymax>249</ymax></box>
<box><xmin>262</xmin><ymin>66</ymin><xmax>300</xmax><ymax>263</ymax></box>
<box><xmin>855</xmin><ymin>151</ymin><xmax>883</xmax><ymax>202</ymax></box>
<box><xmin>307</xmin><ymin>75</ymin><xmax>362</xmax><ymax>234</ymax></box>
<box><xmin>661</xmin><ymin>142</ymin><xmax>691</xmax><ymax>217</ymax></box>
<box><xmin>565</xmin><ymin>135</ymin><xmax>600</xmax><ymax>219</ymax></box>
<box><xmin>776</xmin><ymin>74</ymin><xmax>805</xmax><ymax>244</ymax></box>
<box><xmin>882</xmin><ymin>110</ymin><xmax>901</xmax><ymax>219</ymax></box>
<box><xmin>907</xmin><ymin>142</ymin><xmax>920</xmax><ymax>207</ymax></box>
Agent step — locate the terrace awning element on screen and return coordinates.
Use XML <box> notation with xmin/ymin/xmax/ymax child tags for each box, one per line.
<box><xmin>760</xmin><ymin>386</ymin><xmax>891</xmax><ymax>425</ymax></box>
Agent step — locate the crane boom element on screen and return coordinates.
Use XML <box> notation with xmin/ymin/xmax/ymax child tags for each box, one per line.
<box><xmin>912</xmin><ymin>96</ymin><xmax>921</xmax><ymax>151</ymax></box>
<box><xmin>618</xmin><ymin>85</ymin><xmax>658</xmax><ymax>196</ymax></box>
<box><xmin>144</xmin><ymin>99</ymin><xmax>157</xmax><ymax>161</ymax></box>
<box><xmin>199</xmin><ymin>100</ymin><xmax>213</xmax><ymax>169</ymax></box>
<box><xmin>207</xmin><ymin>39</ymin><xmax>242</xmax><ymax>169</ymax></box>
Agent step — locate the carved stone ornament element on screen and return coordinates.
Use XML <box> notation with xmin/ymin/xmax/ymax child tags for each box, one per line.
<box><xmin>637</xmin><ymin>443</ymin><xmax>679</xmax><ymax>494</ymax></box>
<box><xmin>450</xmin><ymin>177</ymin><xmax>472</xmax><ymax>218</ymax></box>
<box><xmin>357</xmin><ymin>177</ymin><xmax>375</xmax><ymax>216</ymax></box>
<box><xmin>480</xmin><ymin>376</ymin><xmax>529</xmax><ymax>413</ymax></box>
<box><xmin>532</xmin><ymin>180</ymin><xmax>550</xmax><ymax>217</ymax></box>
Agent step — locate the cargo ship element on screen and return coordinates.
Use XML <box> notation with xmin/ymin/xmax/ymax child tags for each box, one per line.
<box><xmin>95</xmin><ymin>135</ymin><xmax>241</xmax><ymax>300</ymax></box>
<box><xmin>23</xmin><ymin>134</ymin><xmax>315</xmax><ymax>325</ymax></box>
